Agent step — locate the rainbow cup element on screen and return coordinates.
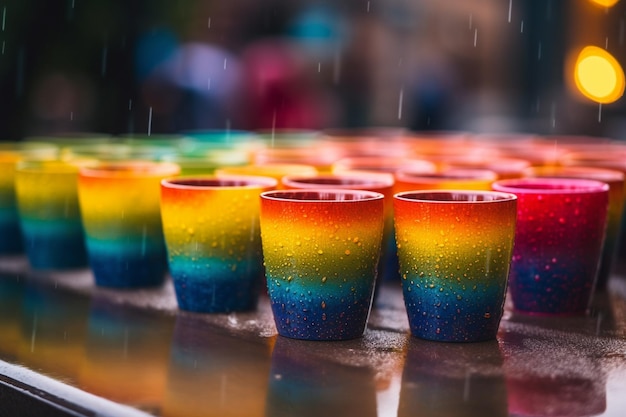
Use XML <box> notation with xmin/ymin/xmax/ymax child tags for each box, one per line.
<box><xmin>523</xmin><ymin>166</ymin><xmax>624</xmax><ymax>290</ymax></box>
<box><xmin>394</xmin><ymin>190</ymin><xmax>517</xmax><ymax>342</ymax></box>
<box><xmin>282</xmin><ymin>173</ymin><xmax>398</xmax><ymax>283</ymax></box>
<box><xmin>493</xmin><ymin>178</ymin><xmax>609</xmax><ymax>315</ymax></box>
<box><xmin>160</xmin><ymin>176</ymin><xmax>277</xmax><ymax>313</ymax></box>
<box><xmin>78</xmin><ymin>161</ymin><xmax>180</xmax><ymax>288</ymax></box>
<box><xmin>260</xmin><ymin>189</ymin><xmax>385</xmax><ymax>340</ymax></box>
<box><xmin>0</xmin><ymin>142</ymin><xmax>58</xmax><ymax>254</ymax></box>
<box><xmin>15</xmin><ymin>159</ymin><xmax>93</xmax><ymax>269</ymax></box>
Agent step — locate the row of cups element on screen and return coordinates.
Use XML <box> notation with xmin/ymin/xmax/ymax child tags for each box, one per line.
<box><xmin>0</xmin><ymin>137</ymin><xmax>619</xmax><ymax>343</ymax></box>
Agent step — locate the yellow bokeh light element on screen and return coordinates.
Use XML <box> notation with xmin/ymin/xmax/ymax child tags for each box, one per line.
<box><xmin>574</xmin><ymin>46</ymin><xmax>624</xmax><ymax>104</ymax></box>
<box><xmin>589</xmin><ymin>0</ymin><xmax>620</xmax><ymax>7</ymax></box>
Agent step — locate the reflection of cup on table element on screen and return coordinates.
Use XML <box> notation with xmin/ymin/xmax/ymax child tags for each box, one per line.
<box><xmin>266</xmin><ymin>335</ymin><xmax>378</xmax><ymax>417</ymax></box>
<box><xmin>260</xmin><ymin>189</ymin><xmax>385</xmax><ymax>340</ymax></box>
<box><xmin>492</xmin><ymin>178</ymin><xmax>609</xmax><ymax>315</ymax></box>
<box><xmin>15</xmin><ymin>159</ymin><xmax>92</xmax><ymax>269</ymax></box>
<box><xmin>78</xmin><ymin>161</ymin><xmax>180</xmax><ymax>288</ymax></box>
<box><xmin>523</xmin><ymin>166</ymin><xmax>624</xmax><ymax>291</ymax></box>
<box><xmin>161</xmin><ymin>176</ymin><xmax>277</xmax><ymax>313</ymax></box>
<box><xmin>394</xmin><ymin>190</ymin><xmax>517</xmax><ymax>342</ymax></box>
<box><xmin>399</xmin><ymin>338</ymin><xmax>507</xmax><ymax>417</ymax></box>
<box><xmin>162</xmin><ymin>315</ymin><xmax>273</xmax><ymax>417</ymax></box>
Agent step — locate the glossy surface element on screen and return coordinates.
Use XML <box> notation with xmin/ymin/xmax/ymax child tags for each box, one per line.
<box><xmin>0</xmin><ymin>259</ymin><xmax>625</xmax><ymax>417</ymax></box>
<box><xmin>160</xmin><ymin>176</ymin><xmax>277</xmax><ymax>313</ymax></box>
<box><xmin>394</xmin><ymin>191</ymin><xmax>517</xmax><ymax>342</ymax></box>
<box><xmin>260</xmin><ymin>190</ymin><xmax>385</xmax><ymax>340</ymax></box>
<box><xmin>78</xmin><ymin>162</ymin><xmax>180</xmax><ymax>288</ymax></box>
<box><xmin>493</xmin><ymin>178</ymin><xmax>610</xmax><ymax>315</ymax></box>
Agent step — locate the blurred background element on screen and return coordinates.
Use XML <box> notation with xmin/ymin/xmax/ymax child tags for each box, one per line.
<box><xmin>0</xmin><ymin>0</ymin><xmax>625</xmax><ymax>140</ymax></box>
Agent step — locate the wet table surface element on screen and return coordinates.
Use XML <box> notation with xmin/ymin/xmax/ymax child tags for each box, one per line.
<box><xmin>0</xmin><ymin>256</ymin><xmax>625</xmax><ymax>417</ymax></box>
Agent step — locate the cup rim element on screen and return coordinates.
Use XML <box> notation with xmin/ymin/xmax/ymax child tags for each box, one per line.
<box><xmin>523</xmin><ymin>166</ymin><xmax>625</xmax><ymax>182</ymax></box>
<box><xmin>79</xmin><ymin>161</ymin><xmax>181</xmax><ymax>178</ymax></box>
<box><xmin>162</xmin><ymin>175</ymin><xmax>278</xmax><ymax>189</ymax></box>
<box><xmin>260</xmin><ymin>189</ymin><xmax>385</xmax><ymax>202</ymax></box>
<box><xmin>332</xmin><ymin>156</ymin><xmax>436</xmax><ymax>173</ymax></box>
<box><xmin>16</xmin><ymin>158</ymin><xmax>97</xmax><ymax>173</ymax></box>
<box><xmin>282</xmin><ymin>173</ymin><xmax>394</xmax><ymax>189</ymax></box>
<box><xmin>394</xmin><ymin>190</ymin><xmax>517</xmax><ymax>203</ymax></box>
<box><xmin>395</xmin><ymin>168</ymin><xmax>498</xmax><ymax>182</ymax></box>
<box><xmin>492</xmin><ymin>178</ymin><xmax>610</xmax><ymax>194</ymax></box>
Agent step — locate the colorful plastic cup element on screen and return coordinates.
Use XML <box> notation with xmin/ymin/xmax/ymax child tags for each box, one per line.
<box><xmin>492</xmin><ymin>178</ymin><xmax>609</xmax><ymax>315</ymax></box>
<box><xmin>15</xmin><ymin>159</ymin><xmax>93</xmax><ymax>269</ymax></box>
<box><xmin>260</xmin><ymin>189</ymin><xmax>385</xmax><ymax>340</ymax></box>
<box><xmin>160</xmin><ymin>176</ymin><xmax>277</xmax><ymax>313</ymax></box>
<box><xmin>394</xmin><ymin>190</ymin><xmax>517</xmax><ymax>342</ymax></box>
<box><xmin>523</xmin><ymin>166</ymin><xmax>625</xmax><ymax>290</ymax></box>
<box><xmin>281</xmin><ymin>173</ymin><xmax>398</xmax><ymax>283</ymax></box>
<box><xmin>0</xmin><ymin>142</ymin><xmax>58</xmax><ymax>254</ymax></box>
<box><xmin>78</xmin><ymin>161</ymin><xmax>180</xmax><ymax>288</ymax></box>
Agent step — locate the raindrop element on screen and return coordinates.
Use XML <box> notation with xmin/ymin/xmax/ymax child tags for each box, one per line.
<box><xmin>70</xmin><ymin>111</ymin><xmax>74</xmax><ymax>121</ymax></box>
<box><xmin>598</xmin><ymin>103</ymin><xmax>603</xmax><ymax>123</ymax></box>
<box><xmin>141</xmin><ymin>225</ymin><xmax>147</xmax><ymax>256</ymax></box>
<box><xmin>473</xmin><ymin>29</ymin><xmax>478</xmax><ymax>47</ymax></box>
<box><xmin>398</xmin><ymin>88</ymin><xmax>404</xmax><ymax>120</ymax></box>
<box><xmin>30</xmin><ymin>314</ymin><xmax>37</xmax><ymax>353</ymax></box>
<box><xmin>1</xmin><ymin>6</ymin><xmax>5</xmax><ymax>31</ymax></box>
<box><xmin>508</xmin><ymin>0</ymin><xmax>512</xmax><ymax>23</ymax></box>
<box><xmin>318</xmin><ymin>62</ymin><xmax>321</xmax><ymax>73</ymax></box>
<box><xmin>147</xmin><ymin>106</ymin><xmax>153</xmax><ymax>136</ymax></box>
<box><xmin>208</xmin><ymin>17</ymin><xmax>211</xmax><ymax>29</ymax></box>
<box><xmin>1</xmin><ymin>41</ymin><xmax>4</xmax><ymax>54</ymax></box>
<box><xmin>101</xmin><ymin>46</ymin><xmax>108</xmax><ymax>76</ymax></box>
<box><xmin>520</xmin><ymin>20</ymin><xmax>524</xmax><ymax>33</ymax></box>
<box><xmin>208</xmin><ymin>77</ymin><xmax>211</xmax><ymax>90</ymax></box>
<box><xmin>223</xmin><ymin>58</ymin><xmax>227</xmax><ymax>70</ymax></box>
<box><xmin>367</xmin><ymin>1</ymin><xmax>370</xmax><ymax>13</ymax></box>
<box><xmin>270</xmin><ymin>110</ymin><xmax>276</xmax><ymax>146</ymax></box>
<box><xmin>333</xmin><ymin>45</ymin><xmax>341</xmax><ymax>84</ymax></box>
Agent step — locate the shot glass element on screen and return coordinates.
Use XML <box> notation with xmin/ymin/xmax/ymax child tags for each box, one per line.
<box><xmin>523</xmin><ymin>166</ymin><xmax>624</xmax><ymax>290</ymax></box>
<box><xmin>492</xmin><ymin>178</ymin><xmax>609</xmax><ymax>315</ymax></box>
<box><xmin>394</xmin><ymin>190</ymin><xmax>517</xmax><ymax>342</ymax></box>
<box><xmin>160</xmin><ymin>176</ymin><xmax>277</xmax><ymax>313</ymax></box>
<box><xmin>0</xmin><ymin>142</ymin><xmax>58</xmax><ymax>254</ymax></box>
<box><xmin>260</xmin><ymin>189</ymin><xmax>385</xmax><ymax>340</ymax></box>
<box><xmin>78</xmin><ymin>161</ymin><xmax>181</xmax><ymax>288</ymax></box>
<box><xmin>15</xmin><ymin>159</ymin><xmax>93</xmax><ymax>269</ymax></box>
